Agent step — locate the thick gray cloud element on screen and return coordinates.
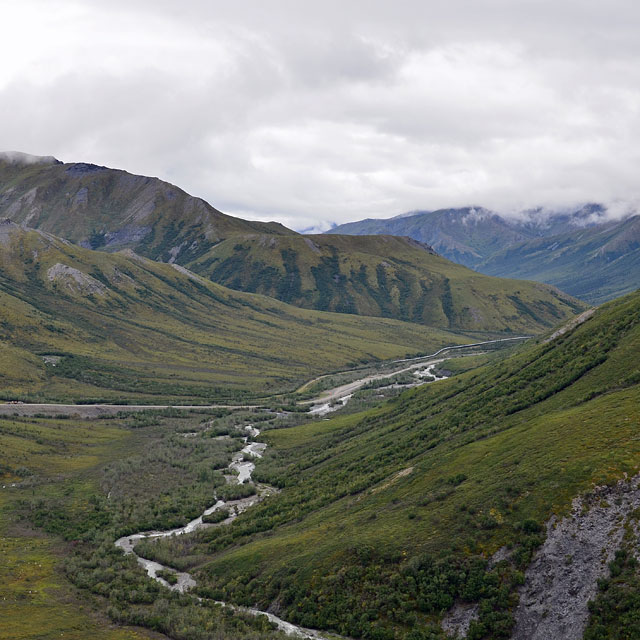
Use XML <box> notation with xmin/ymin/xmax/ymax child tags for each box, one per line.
<box><xmin>2</xmin><ymin>0</ymin><xmax>640</xmax><ymax>231</ymax></box>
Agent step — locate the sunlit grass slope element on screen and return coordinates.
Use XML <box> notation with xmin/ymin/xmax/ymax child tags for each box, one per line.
<box><xmin>0</xmin><ymin>222</ymin><xmax>470</xmax><ymax>402</ymax></box>
<box><xmin>173</xmin><ymin>289</ymin><xmax>640</xmax><ymax>638</ymax></box>
<box><xmin>189</xmin><ymin>233</ymin><xmax>587</xmax><ymax>332</ymax></box>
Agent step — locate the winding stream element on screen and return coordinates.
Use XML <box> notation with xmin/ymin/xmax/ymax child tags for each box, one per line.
<box><xmin>308</xmin><ymin>359</ymin><xmax>450</xmax><ymax>416</ymax></box>
<box><xmin>115</xmin><ymin>363</ymin><xmax>451</xmax><ymax>634</ymax></box>
<box><xmin>115</xmin><ymin>426</ymin><xmax>329</xmax><ymax>639</ymax></box>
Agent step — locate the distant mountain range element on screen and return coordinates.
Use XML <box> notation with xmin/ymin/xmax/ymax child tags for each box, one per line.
<box><xmin>0</xmin><ymin>153</ymin><xmax>585</xmax><ymax>334</ymax></box>
<box><xmin>329</xmin><ymin>205</ymin><xmax>639</xmax><ymax>304</ymax></box>
<box><xmin>479</xmin><ymin>215</ymin><xmax>640</xmax><ymax>304</ymax></box>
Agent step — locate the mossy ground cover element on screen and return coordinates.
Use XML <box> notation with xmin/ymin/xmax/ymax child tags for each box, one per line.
<box><xmin>137</xmin><ymin>290</ymin><xmax>640</xmax><ymax>639</ymax></box>
<box><xmin>0</xmin><ymin>527</ymin><xmax>155</xmax><ymax>640</ymax></box>
<box><xmin>0</xmin><ymin>415</ymin><xmax>157</xmax><ymax>640</ymax></box>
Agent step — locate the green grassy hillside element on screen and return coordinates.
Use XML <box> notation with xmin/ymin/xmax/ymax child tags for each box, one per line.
<box><xmin>145</xmin><ymin>289</ymin><xmax>640</xmax><ymax>639</ymax></box>
<box><xmin>0</xmin><ymin>154</ymin><xmax>293</xmax><ymax>262</ymax></box>
<box><xmin>189</xmin><ymin>232</ymin><xmax>587</xmax><ymax>332</ymax></box>
<box><xmin>0</xmin><ymin>413</ymin><xmax>159</xmax><ymax>640</ymax></box>
<box><xmin>329</xmin><ymin>205</ymin><xmax>640</xmax><ymax>305</ymax></box>
<box><xmin>0</xmin><ymin>155</ymin><xmax>591</xmax><ymax>331</ymax></box>
<box><xmin>0</xmin><ymin>221</ymin><xmax>471</xmax><ymax>402</ymax></box>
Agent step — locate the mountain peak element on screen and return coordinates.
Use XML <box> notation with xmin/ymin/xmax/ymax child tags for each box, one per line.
<box><xmin>0</xmin><ymin>151</ymin><xmax>62</xmax><ymax>166</ymax></box>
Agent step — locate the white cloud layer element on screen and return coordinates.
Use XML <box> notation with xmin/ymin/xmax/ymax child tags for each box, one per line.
<box><xmin>2</xmin><ymin>0</ymin><xmax>640</xmax><ymax>231</ymax></box>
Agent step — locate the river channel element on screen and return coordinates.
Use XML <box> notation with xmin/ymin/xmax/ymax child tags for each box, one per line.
<box><xmin>115</xmin><ymin>425</ymin><xmax>330</xmax><ymax>639</ymax></box>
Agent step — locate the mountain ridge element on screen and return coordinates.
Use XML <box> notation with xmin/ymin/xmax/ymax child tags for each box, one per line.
<box><xmin>189</xmin><ymin>231</ymin><xmax>587</xmax><ymax>332</ymax></box>
<box><xmin>0</xmin><ymin>156</ymin><xmax>588</xmax><ymax>330</ymax></box>
<box><xmin>0</xmin><ymin>221</ymin><xmax>477</xmax><ymax>401</ymax></box>
<box><xmin>479</xmin><ymin>215</ymin><xmax>640</xmax><ymax>304</ymax></box>
<box><xmin>328</xmin><ymin>205</ymin><xmax>640</xmax><ymax>303</ymax></box>
<box><xmin>0</xmin><ymin>155</ymin><xmax>294</xmax><ymax>264</ymax></box>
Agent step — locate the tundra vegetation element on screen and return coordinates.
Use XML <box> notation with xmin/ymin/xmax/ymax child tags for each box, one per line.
<box><xmin>136</xmin><ymin>290</ymin><xmax>640</xmax><ymax>639</ymax></box>
<box><xmin>192</xmin><ymin>233</ymin><xmax>586</xmax><ymax>331</ymax></box>
<box><xmin>1</xmin><ymin>158</ymin><xmax>637</xmax><ymax>640</ymax></box>
<box><xmin>3</xmin><ymin>290</ymin><xmax>638</xmax><ymax>639</ymax></box>
<box><xmin>0</xmin><ymin>223</ymin><xmax>484</xmax><ymax>402</ymax></box>
<box><xmin>0</xmin><ymin>408</ymin><xmax>298</xmax><ymax>640</ymax></box>
<box><xmin>329</xmin><ymin>205</ymin><xmax>640</xmax><ymax>306</ymax></box>
<box><xmin>0</xmin><ymin>159</ymin><xmax>587</xmax><ymax>328</ymax></box>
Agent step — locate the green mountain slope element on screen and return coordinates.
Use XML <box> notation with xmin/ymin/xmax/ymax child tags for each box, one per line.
<box><xmin>0</xmin><ymin>153</ymin><xmax>293</xmax><ymax>262</ymax></box>
<box><xmin>0</xmin><ymin>154</ymin><xmax>590</xmax><ymax>330</ymax></box>
<box><xmin>0</xmin><ymin>221</ymin><xmax>471</xmax><ymax>402</ymax></box>
<box><xmin>479</xmin><ymin>215</ymin><xmax>640</xmax><ymax>304</ymax></box>
<box><xmin>188</xmin><ymin>232</ymin><xmax>587</xmax><ymax>333</ymax></box>
<box><xmin>151</xmin><ymin>289</ymin><xmax>640</xmax><ymax>638</ymax></box>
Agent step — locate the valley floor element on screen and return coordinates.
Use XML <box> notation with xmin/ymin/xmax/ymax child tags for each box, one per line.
<box><xmin>2</xmin><ymin>295</ymin><xmax>640</xmax><ymax>640</ymax></box>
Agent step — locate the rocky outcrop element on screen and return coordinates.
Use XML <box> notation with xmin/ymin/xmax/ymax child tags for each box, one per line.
<box><xmin>511</xmin><ymin>475</ymin><xmax>640</xmax><ymax>640</ymax></box>
<box><xmin>441</xmin><ymin>602</ymin><xmax>479</xmax><ymax>638</ymax></box>
<box><xmin>0</xmin><ymin>218</ymin><xmax>21</xmax><ymax>245</ymax></box>
<box><xmin>47</xmin><ymin>263</ymin><xmax>108</xmax><ymax>297</ymax></box>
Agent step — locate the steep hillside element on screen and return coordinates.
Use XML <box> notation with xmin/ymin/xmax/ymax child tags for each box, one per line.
<box><xmin>0</xmin><ymin>221</ymin><xmax>470</xmax><ymax>402</ymax></box>
<box><xmin>0</xmin><ymin>154</ymin><xmax>590</xmax><ymax>327</ymax></box>
<box><xmin>0</xmin><ymin>152</ymin><xmax>293</xmax><ymax>263</ymax></box>
<box><xmin>188</xmin><ymin>232</ymin><xmax>587</xmax><ymax>333</ymax></box>
<box><xmin>479</xmin><ymin>215</ymin><xmax>640</xmax><ymax>304</ymax></box>
<box><xmin>148</xmin><ymin>288</ymin><xmax>640</xmax><ymax>639</ymax></box>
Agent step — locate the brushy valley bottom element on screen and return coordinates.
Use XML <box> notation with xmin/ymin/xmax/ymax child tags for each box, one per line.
<box><xmin>2</xmin><ymin>291</ymin><xmax>640</xmax><ymax>640</ymax></box>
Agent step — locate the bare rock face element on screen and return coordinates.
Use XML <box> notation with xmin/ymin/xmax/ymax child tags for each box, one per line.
<box><xmin>47</xmin><ymin>263</ymin><xmax>108</xmax><ymax>297</ymax></box>
<box><xmin>511</xmin><ymin>475</ymin><xmax>640</xmax><ymax>640</ymax></box>
<box><xmin>0</xmin><ymin>218</ymin><xmax>21</xmax><ymax>245</ymax></box>
<box><xmin>441</xmin><ymin>602</ymin><xmax>479</xmax><ymax>638</ymax></box>
<box><xmin>171</xmin><ymin>263</ymin><xmax>207</xmax><ymax>284</ymax></box>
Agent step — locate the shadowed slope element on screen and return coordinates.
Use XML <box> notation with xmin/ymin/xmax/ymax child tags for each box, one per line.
<box><xmin>479</xmin><ymin>215</ymin><xmax>640</xmax><ymax>304</ymax></box>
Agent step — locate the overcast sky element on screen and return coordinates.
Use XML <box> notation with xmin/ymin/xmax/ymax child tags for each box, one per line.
<box><xmin>2</xmin><ymin>0</ymin><xmax>640</xmax><ymax>231</ymax></box>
